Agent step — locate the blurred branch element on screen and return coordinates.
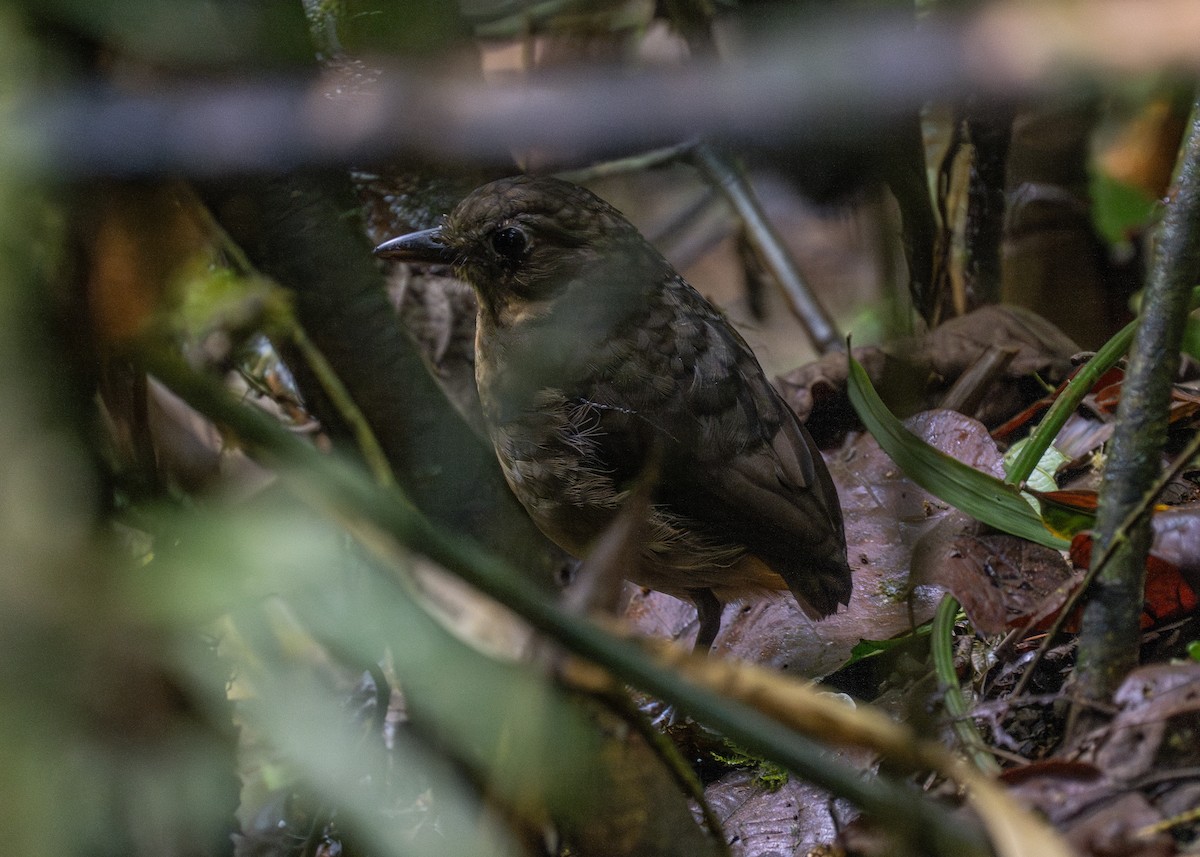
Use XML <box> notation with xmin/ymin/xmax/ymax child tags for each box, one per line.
<box><xmin>199</xmin><ymin>170</ymin><xmax>561</xmax><ymax>585</ymax></box>
<box><xmin>146</xmin><ymin>351</ymin><xmax>995</xmax><ymax>857</ymax></box>
<box><xmin>11</xmin><ymin>0</ymin><xmax>1200</xmax><ymax>179</ymax></box>
<box><xmin>962</xmin><ymin>103</ymin><xmax>1013</xmax><ymax>309</ymax></box>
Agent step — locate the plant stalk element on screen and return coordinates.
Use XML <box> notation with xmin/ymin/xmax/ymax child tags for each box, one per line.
<box><xmin>1072</xmin><ymin>95</ymin><xmax>1200</xmax><ymax>717</ymax></box>
<box><xmin>148</xmin><ymin>351</ymin><xmax>995</xmax><ymax>857</ymax></box>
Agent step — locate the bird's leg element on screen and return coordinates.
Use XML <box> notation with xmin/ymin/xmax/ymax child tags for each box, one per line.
<box><xmin>688</xmin><ymin>588</ymin><xmax>723</xmax><ymax>654</ymax></box>
<box><xmin>647</xmin><ymin>588</ymin><xmax>723</xmax><ymax>728</ymax></box>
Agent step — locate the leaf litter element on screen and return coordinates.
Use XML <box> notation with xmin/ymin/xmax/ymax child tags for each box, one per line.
<box><xmin>627</xmin><ymin>304</ymin><xmax>1200</xmax><ymax>856</ymax></box>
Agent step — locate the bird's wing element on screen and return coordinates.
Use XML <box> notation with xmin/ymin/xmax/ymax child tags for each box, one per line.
<box><xmin>585</xmin><ymin>280</ymin><xmax>851</xmax><ymax>615</ymax></box>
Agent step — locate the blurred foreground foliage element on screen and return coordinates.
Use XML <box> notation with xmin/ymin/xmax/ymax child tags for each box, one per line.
<box><xmin>3</xmin><ymin>0</ymin><xmax>1195</xmax><ymax>856</ymax></box>
<box><xmin>0</xmin><ymin>5</ymin><xmax>721</xmax><ymax>856</ymax></box>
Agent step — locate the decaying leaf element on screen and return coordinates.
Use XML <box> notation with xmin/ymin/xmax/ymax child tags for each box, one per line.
<box><xmin>1002</xmin><ymin>763</ymin><xmax>1175</xmax><ymax>857</ymax></box>
<box><xmin>912</xmin><ymin>528</ymin><xmax>1079</xmax><ymax>634</ymax></box>
<box><xmin>1147</xmin><ymin>503</ymin><xmax>1200</xmax><ymax>586</ymax></box>
<box><xmin>920</xmin><ymin>305</ymin><xmax>1081</xmax><ymax>384</ymax></box>
<box><xmin>775</xmin><ymin>344</ymin><xmax>887</xmax><ymax>437</ymax></box>
<box><xmin>1068</xmin><ymin>515</ymin><xmax>1200</xmax><ymax>630</ymax></box>
<box><xmin>778</xmin><ymin>304</ymin><xmax>1080</xmax><ymax>434</ymax></box>
<box><xmin>705</xmin><ymin>768</ymin><xmax>850</xmax><ymax>857</ymax></box>
<box><xmin>999</xmin><ymin>663</ymin><xmax>1200</xmax><ymax>857</ymax></box>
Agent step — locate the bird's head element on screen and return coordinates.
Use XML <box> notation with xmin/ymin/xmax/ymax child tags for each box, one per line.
<box><xmin>374</xmin><ymin>175</ymin><xmax>668</xmax><ymax>328</ymax></box>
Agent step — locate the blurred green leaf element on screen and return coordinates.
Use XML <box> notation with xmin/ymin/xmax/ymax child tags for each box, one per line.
<box><xmin>846</xmin><ymin>622</ymin><xmax>932</xmax><ymax>665</ymax></box>
<box><xmin>1090</xmin><ymin>167</ymin><xmax>1158</xmax><ymax>247</ymax></box>
<box><xmin>1004</xmin><ymin>439</ymin><xmax>1068</xmax><ymax>495</ymax></box>
<box><xmin>147</xmin><ymin>488</ymin><xmax>723</xmax><ymax>857</ymax></box>
<box><xmin>23</xmin><ymin>0</ymin><xmax>312</xmax><ymax>66</ymax></box>
<box><xmin>846</xmin><ymin>355</ymin><xmax>1067</xmax><ymax>550</ymax></box>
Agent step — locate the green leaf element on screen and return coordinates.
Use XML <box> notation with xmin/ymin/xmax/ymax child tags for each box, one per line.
<box><xmin>1005</xmin><ymin>319</ymin><xmax>1135</xmax><ymax>486</ymax></box>
<box><xmin>846</xmin><ymin>622</ymin><xmax>932</xmax><ymax>665</ymax></box>
<box><xmin>1007</xmin><ymin>286</ymin><xmax>1200</xmax><ymax>486</ymax></box>
<box><xmin>1090</xmin><ymin>170</ymin><xmax>1157</xmax><ymax>247</ymax></box>
<box><xmin>1004</xmin><ymin>439</ymin><xmax>1068</xmax><ymax>494</ymax></box>
<box><xmin>846</xmin><ymin>355</ymin><xmax>1068</xmax><ymax>550</ymax></box>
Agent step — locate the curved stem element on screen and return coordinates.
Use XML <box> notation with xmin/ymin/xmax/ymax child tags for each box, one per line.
<box><xmin>931</xmin><ymin>595</ymin><xmax>1000</xmax><ymax>775</ymax></box>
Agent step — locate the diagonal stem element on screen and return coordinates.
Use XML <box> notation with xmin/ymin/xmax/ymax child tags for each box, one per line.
<box><xmin>1071</xmin><ymin>95</ymin><xmax>1200</xmax><ymax>726</ymax></box>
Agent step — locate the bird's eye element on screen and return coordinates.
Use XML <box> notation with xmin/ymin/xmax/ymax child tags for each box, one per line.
<box><xmin>490</xmin><ymin>226</ymin><xmax>529</xmax><ymax>262</ymax></box>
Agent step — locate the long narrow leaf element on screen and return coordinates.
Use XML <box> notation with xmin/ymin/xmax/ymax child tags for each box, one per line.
<box><xmin>846</xmin><ymin>355</ymin><xmax>1067</xmax><ymax>550</ymax></box>
<box><xmin>1006</xmin><ymin>285</ymin><xmax>1200</xmax><ymax>486</ymax></box>
<box><xmin>1004</xmin><ymin>319</ymin><xmax>1136</xmax><ymax>486</ymax></box>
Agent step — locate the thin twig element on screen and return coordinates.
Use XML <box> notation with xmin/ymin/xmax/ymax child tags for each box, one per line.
<box><xmin>690</xmin><ymin>142</ymin><xmax>843</xmax><ymax>354</ymax></box>
<box><xmin>937</xmin><ymin>344</ymin><xmax>1018</xmax><ymax>416</ymax></box>
<box><xmin>288</xmin><ymin>322</ymin><xmax>396</xmax><ymax>489</ymax></box>
<box><xmin>1011</xmin><ymin>426</ymin><xmax>1200</xmax><ymax>699</ymax></box>
<box><xmin>554</xmin><ymin>141</ymin><xmax>698</xmax><ymax>185</ymax></box>
<box><xmin>1073</xmin><ymin>96</ymin><xmax>1200</xmax><ymax>717</ymax></box>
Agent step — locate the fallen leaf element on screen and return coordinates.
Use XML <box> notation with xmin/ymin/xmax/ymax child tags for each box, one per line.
<box><xmin>849</xmin><ymin>355</ymin><xmax>1066</xmax><ymax>549</ymax></box>
<box><xmin>1068</xmin><ymin>523</ymin><xmax>1200</xmax><ymax>630</ymax></box>
<box><xmin>912</xmin><ymin>529</ymin><xmax>1078</xmax><ymax>634</ymax></box>
<box><xmin>1029</xmin><ymin>489</ymin><xmax>1100</xmax><ymax>538</ymax></box>
<box><xmin>777</xmin><ymin>305</ymin><xmax>1080</xmax><ymax>438</ymax></box>
<box><xmin>706</xmin><ymin>768</ymin><xmax>850</xmax><ymax>857</ymax></box>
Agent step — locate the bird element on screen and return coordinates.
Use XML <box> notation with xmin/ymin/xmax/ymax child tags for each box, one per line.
<box><xmin>375</xmin><ymin>175</ymin><xmax>851</xmax><ymax>652</ymax></box>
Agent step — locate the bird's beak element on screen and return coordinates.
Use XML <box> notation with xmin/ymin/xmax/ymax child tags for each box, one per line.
<box><xmin>373</xmin><ymin>227</ymin><xmax>455</xmax><ymax>264</ymax></box>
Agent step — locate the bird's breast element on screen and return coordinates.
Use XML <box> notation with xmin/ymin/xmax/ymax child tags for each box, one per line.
<box><xmin>484</xmin><ymin>391</ymin><xmax>623</xmax><ymax>557</ymax></box>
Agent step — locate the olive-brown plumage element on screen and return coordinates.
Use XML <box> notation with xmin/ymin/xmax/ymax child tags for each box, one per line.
<box><xmin>376</xmin><ymin>175</ymin><xmax>851</xmax><ymax>649</ymax></box>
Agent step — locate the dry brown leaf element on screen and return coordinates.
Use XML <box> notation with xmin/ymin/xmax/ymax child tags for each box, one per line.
<box><xmin>991</xmin><ymin>664</ymin><xmax>1200</xmax><ymax>856</ymax></box>
<box><xmin>88</xmin><ymin>183</ymin><xmax>213</xmax><ymax>345</ymax></box>
<box><xmin>912</xmin><ymin>527</ymin><xmax>1079</xmax><ymax>634</ymax></box>
<box><xmin>777</xmin><ymin>305</ymin><xmax>1080</xmax><ymax>434</ymax></box>
<box><xmin>1090</xmin><ymin>663</ymin><xmax>1200</xmax><ymax>783</ymax></box>
<box><xmin>1148</xmin><ymin>503</ymin><xmax>1200</xmax><ymax>585</ymax></box>
<box><xmin>706</xmin><ymin>768</ymin><xmax>850</xmax><ymax>857</ymax></box>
